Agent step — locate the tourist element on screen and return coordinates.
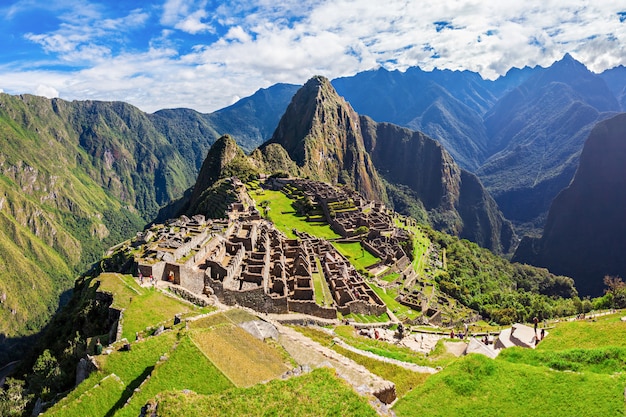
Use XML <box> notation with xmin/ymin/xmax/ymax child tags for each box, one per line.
<box><xmin>95</xmin><ymin>338</ymin><xmax>103</xmax><ymax>355</ymax></box>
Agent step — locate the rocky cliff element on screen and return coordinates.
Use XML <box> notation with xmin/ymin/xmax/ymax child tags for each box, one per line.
<box><xmin>513</xmin><ymin>113</ymin><xmax>626</xmax><ymax>295</ymax></box>
<box><xmin>360</xmin><ymin>117</ymin><xmax>516</xmax><ymax>254</ymax></box>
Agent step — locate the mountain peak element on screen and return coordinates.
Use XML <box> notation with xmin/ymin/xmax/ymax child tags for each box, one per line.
<box><xmin>263</xmin><ymin>76</ymin><xmax>386</xmax><ymax>201</ymax></box>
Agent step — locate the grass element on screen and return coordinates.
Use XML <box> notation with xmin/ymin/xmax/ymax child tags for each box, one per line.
<box><xmin>190</xmin><ymin>325</ymin><xmax>290</xmax><ymax>387</ymax></box>
<box><xmin>536</xmin><ymin>314</ymin><xmax>626</xmax><ymax>351</ymax></box>
<box><xmin>368</xmin><ymin>283</ymin><xmax>419</xmax><ymax>321</ymax></box>
<box><xmin>114</xmin><ymin>335</ymin><xmax>233</xmax><ymax>417</ymax></box>
<box><xmin>251</xmin><ymin>189</ymin><xmax>339</xmax><ymax>239</ymax></box>
<box><xmin>96</xmin><ymin>273</ymin><xmax>212</xmax><ymax>340</ymax></box>
<box><xmin>332</xmin><ymin>344</ymin><xmax>431</xmax><ymax>397</ymax></box>
<box><xmin>332</xmin><ymin>241</ymin><xmax>380</xmax><ymax>271</ymax></box>
<box><xmin>155</xmin><ymin>367</ymin><xmax>378</xmax><ymax>417</ymax></box>
<box><xmin>393</xmin><ymin>354</ymin><xmax>626</xmax><ymax>417</ymax></box>
<box><xmin>312</xmin><ymin>258</ymin><xmax>333</xmax><ymax>307</ymax></box>
<box><xmin>44</xmin><ymin>331</ymin><xmax>179</xmax><ymax>416</ymax></box>
<box><xmin>45</xmin><ymin>374</ymin><xmax>125</xmax><ymax>417</ymax></box>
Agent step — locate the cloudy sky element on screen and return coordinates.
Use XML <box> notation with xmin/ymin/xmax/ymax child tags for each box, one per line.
<box><xmin>1</xmin><ymin>0</ymin><xmax>625</xmax><ymax>113</ymax></box>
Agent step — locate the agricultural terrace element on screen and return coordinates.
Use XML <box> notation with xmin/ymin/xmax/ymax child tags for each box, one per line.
<box><xmin>95</xmin><ymin>273</ymin><xmax>212</xmax><ymax>341</ymax></box>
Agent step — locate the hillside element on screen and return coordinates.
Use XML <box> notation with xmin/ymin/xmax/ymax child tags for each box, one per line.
<box><xmin>513</xmin><ymin>113</ymin><xmax>626</xmax><ymax>296</ymax></box>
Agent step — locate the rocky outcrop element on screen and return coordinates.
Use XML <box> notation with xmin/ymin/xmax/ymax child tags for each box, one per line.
<box><xmin>361</xmin><ymin>117</ymin><xmax>516</xmax><ymax>254</ymax></box>
<box><xmin>513</xmin><ymin>113</ymin><xmax>626</xmax><ymax>295</ymax></box>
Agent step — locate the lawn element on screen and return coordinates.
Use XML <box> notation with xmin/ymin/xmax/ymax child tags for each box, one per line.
<box><xmin>96</xmin><ymin>273</ymin><xmax>212</xmax><ymax>340</ymax></box>
<box><xmin>251</xmin><ymin>189</ymin><xmax>339</xmax><ymax>239</ymax></box>
<box><xmin>393</xmin><ymin>354</ymin><xmax>626</xmax><ymax>417</ymax></box>
<box><xmin>333</xmin><ymin>241</ymin><xmax>380</xmax><ymax>271</ymax></box>
<box><xmin>312</xmin><ymin>258</ymin><xmax>333</xmax><ymax>307</ymax></box>
<box><xmin>536</xmin><ymin>313</ymin><xmax>626</xmax><ymax>351</ymax></box>
<box><xmin>191</xmin><ymin>325</ymin><xmax>290</xmax><ymax>387</ymax></box>
<box><xmin>155</xmin><ymin>367</ymin><xmax>378</xmax><ymax>417</ymax></box>
<box><xmin>114</xmin><ymin>336</ymin><xmax>233</xmax><ymax>417</ymax></box>
<box><xmin>45</xmin><ymin>374</ymin><xmax>125</xmax><ymax>417</ymax></box>
<box><xmin>368</xmin><ymin>283</ymin><xmax>420</xmax><ymax>321</ymax></box>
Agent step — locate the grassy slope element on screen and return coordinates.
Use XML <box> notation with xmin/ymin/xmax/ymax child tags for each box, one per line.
<box><xmin>96</xmin><ymin>273</ymin><xmax>210</xmax><ymax>341</ymax></box>
<box><xmin>156</xmin><ymin>367</ymin><xmax>378</xmax><ymax>417</ymax></box>
<box><xmin>250</xmin><ymin>188</ymin><xmax>339</xmax><ymax>239</ymax></box>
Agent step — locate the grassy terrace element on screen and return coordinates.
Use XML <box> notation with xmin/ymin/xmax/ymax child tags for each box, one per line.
<box><xmin>156</xmin><ymin>368</ymin><xmax>378</xmax><ymax>417</ymax></box>
<box><xmin>96</xmin><ymin>273</ymin><xmax>212</xmax><ymax>340</ymax></box>
<box><xmin>332</xmin><ymin>241</ymin><xmax>380</xmax><ymax>272</ymax></box>
<box><xmin>250</xmin><ymin>188</ymin><xmax>339</xmax><ymax>239</ymax></box>
<box><xmin>312</xmin><ymin>258</ymin><xmax>333</xmax><ymax>307</ymax></box>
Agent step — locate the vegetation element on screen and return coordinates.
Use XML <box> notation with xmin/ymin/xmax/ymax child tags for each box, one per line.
<box><xmin>155</xmin><ymin>368</ymin><xmax>378</xmax><ymax>417</ymax></box>
<box><xmin>393</xmin><ymin>353</ymin><xmax>626</xmax><ymax>417</ymax></box>
<box><xmin>249</xmin><ymin>189</ymin><xmax>339</xmax><ymax>239</ymax></box>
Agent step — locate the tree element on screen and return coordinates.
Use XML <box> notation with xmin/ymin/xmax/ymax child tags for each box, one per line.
<box><xmin>0</xmin><ymin>378</ymin><xmax>32</xmax><ymax>416</ymax></box>
<box><xmin>603</xmin><ymin>275</ymin><xmax>626</xmax><ymax>308</ymax></box>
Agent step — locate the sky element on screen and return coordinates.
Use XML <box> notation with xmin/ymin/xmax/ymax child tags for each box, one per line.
<box><xmin>1</xmin><ymin>0</ymin><xmax>625</xmax><ymax>113</ymax></box>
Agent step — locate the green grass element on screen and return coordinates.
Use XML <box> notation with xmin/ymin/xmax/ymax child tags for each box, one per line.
<box><xmin>114</xmin><ymin>336</ymin><xmax>233</xmax><ymax>417</ymax></box>
<box><xmin>380</xmin><ymin>272</ymin><xmax>400</xmax><ymax>282</ymax></box>
<box><xmin>312</xmin><ymin>258</ymin><xmax>333</xmax><ymax>307</ymax></box>
<box><xmin>251</xmin><ymin>189</ymin><xmax>339</xmax><ymax>239</ymax></box>
<box><xmin>343</xmin><ymin>312</ymin><xmax>390</xmax><ymax>323</ymax></box>
<box><xmin>45</xmin><ymin>374</ymin><xmax>125</xmax><ymax>417</ymax></box>
<box><xmin>44</xmin><ymin>331</ymin><xmax>179</xmax><ymax>416</ymax></box>
<box><xmin>393</xmin><ymin>354</ymin><xmax>626</xmax><ymax>417</ymax></box>
<box><xmin>368</xmin><ymin>283</ymin><xmax>419</xmax><ymax>321</ymax></box>
<box><xmin>332</xmin><ymin>344</ymin><xmax>430</xmax><ymax>398</ymax></box>
<box><xmin>155</xmin><ymin>367</ymin><xmax>378</xmax><ymax>417</ymax></box>
<box><xmin>332</xmin><ymin>242</ymin><xmax>380</xmax><ymax>271</ymax></box>
<box><xmin>536</xmin><ymin>314</ymin><xmax>626</xmax><ymax>351</ymax></box>
<box><xmin>97</xmin><ymin>273</ymin><xmax>212</xmax><ymax>340</ymax></box>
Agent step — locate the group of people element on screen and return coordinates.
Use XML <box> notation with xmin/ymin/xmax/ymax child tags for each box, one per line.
<box><xmin>138</xmin><ymin>272</ymin><xmax>157</xmax><ymax>286</ymax></box>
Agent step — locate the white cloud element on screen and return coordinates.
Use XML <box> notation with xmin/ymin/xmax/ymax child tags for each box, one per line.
<box><xmin>35</xmin><ymin>84</ymin><xmax>59</xmax><ymax>98</ymax></box>
<box><xmin>2</xmin><ymin>0</ymin><xmax>626</xmax><ymax>113</ymax></box>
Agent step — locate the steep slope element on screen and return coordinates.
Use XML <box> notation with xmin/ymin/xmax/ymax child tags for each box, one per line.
<box><xmin>0</xmin><ymin>94</ymin><xmax>146</xmax><ymax>362</ymax></box>
<box><xmin>513</xmin><ymin>113</ymin><xmax>626</xmax><ymax>295</ymax></box>
<box><xmin>477</xmin><ymin>54</ymin><xmax>620</xmax><ymax>228</ymax></box>
<box><xmin>360</xmin><ymin>117</ymin><xmax>516</xmax><ymax>254</ymax></box>
<box><xmin>185</xmin><ymin>135</ymin><xmax>258</xmax><ymax>218</ymax></box>
<box><xmin>262</xmin><ymin>76</ymin><xmax>386</xmax><ymax>202</ymax></box>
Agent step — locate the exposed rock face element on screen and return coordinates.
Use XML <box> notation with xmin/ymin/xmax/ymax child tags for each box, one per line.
<box><xmin>360</xmin><ymin>117</ymin><xmax>516</xmax><ymax>254</ymax></box>
<box><xmin>513</xmin><ymin>113</ymin><xmax>626</xmax><ymax>295</ymax></box>
<box><xmin>262</xmin><ymin>76</ymin><xmax>386</xmax><ymax>202</ymax></box>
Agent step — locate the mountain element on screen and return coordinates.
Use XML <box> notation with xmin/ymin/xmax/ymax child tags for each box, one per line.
<box><xmin>477</xmin><ymin>54</ymin><xmax>620</xmax><ymax>229</ymax></box>
<box><xmin>513</xmin><ymin>113</ymin><xmax>626</xmax><ymax>295</ymax></box>
<box><xmin>261</xmin><ymin>76</ymin><xmax>387</xmax><ymax>202</ymax></box>
<box><xmin>205</xmin><ymin>83</ymin><xmax>300</xmax><ymax>152</ymax></box>
<box><xmin>360</xmin><ymin>117</ymin><xmax>515</xmax><ymax>253</ymax></box>
<box><xmin>332</xmin><ymin>67</ymin><xmax>496</xmax><ymax>170</ymax></box>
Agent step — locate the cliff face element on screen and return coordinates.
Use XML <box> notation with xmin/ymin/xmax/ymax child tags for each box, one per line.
<box><xmin>263</xmin><ymin>76</ymin><xmax>386</xmax><ymax>202</ymax></box>
<box><xmin>513</xmin><ymin>113</ymin><xmax>626</xmax><ymax>295</ymax></box>
<box><xmin>360</xmin><ymin>116</ymin><xmax>516</xmax><ymax>254</ymax></box>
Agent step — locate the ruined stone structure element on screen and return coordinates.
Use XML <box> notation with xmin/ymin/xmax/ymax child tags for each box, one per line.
<box><xmin>132</xmin><ymin>194</ymin><xmax>387</xmax><ymax>320</ymax></box>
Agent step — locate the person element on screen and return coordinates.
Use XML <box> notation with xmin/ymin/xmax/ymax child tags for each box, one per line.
<box><xmin>540</xmin><ymin>328</ymin><xmax>545</xmax><ymax>340</ymax></box>
<box><xmin>139</xmin><ymin>272</ymin><xmax>143</xmax><ymax>285</ymax></box>
<box><xmin>533</xmin><ymin>316</ymin><xmax>539</xmax><ymax>333</ymax></box>
<box><xmin>450</xmin><ymin>329</ymin><xmax>455</xmax><ymax>339</ymax></box>
<box><xmin>95</xmin><ymin>338</ymin><xmax>103</xmax><ymax>355</ymax></box>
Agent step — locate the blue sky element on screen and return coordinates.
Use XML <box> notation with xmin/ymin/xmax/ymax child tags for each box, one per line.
<box><xmin>1</xmin><ymin>0</ymin><xmax>625</xmax><ymax>113</ymax></box>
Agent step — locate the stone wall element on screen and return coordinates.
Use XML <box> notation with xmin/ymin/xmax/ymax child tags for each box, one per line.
<box><xmin>167</xmin><ymin>285</ymin><xmax>212</xmax><ymax>307</ymax></box>
<box><xmin>288</xmin><ymin>300</ymin><xmax>337</xmax><ymax>319</ymax></box>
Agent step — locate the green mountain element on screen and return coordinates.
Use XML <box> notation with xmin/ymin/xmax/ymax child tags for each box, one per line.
<box><xmin>513</xmin><ymin>113</ymin><xmax>626</xmax><ymax>295</ymax></box>
<box><xmin>261</xmin><ymin>76</ymin><xmax>387</xmax><ymax>202</ymax></box>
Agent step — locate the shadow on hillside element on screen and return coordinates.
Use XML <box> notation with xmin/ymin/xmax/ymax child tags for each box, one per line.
<box><xmin>105</xmin><ymin>365</ymin><xmax>155</xmax><ymax>417</ymax></box>
<box><xmin>0</xmin><ymin>288</ymin><xmax>74</xmax><ymax>369</ymax></box>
